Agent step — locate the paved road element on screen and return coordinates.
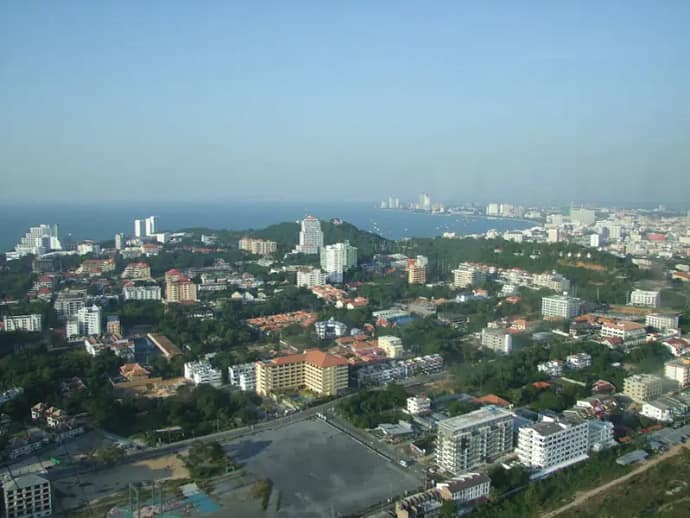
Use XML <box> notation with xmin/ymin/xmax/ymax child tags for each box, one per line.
<box><xmin>542</xmin><ymin>443</ymin><xmax>689</xmax><ymax>518</ymax></box>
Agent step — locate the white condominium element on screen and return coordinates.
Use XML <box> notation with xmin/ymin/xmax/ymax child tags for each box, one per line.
<box><xmin>2</xmin><ymin>314</ymin><xmax>42</xmax><ymax>333</ymax></box>
<box><xmin>601</xmin><ymin>320</ymin><xmax>646</xmax><ymax>343</ymax></box>
<box><xmin>645</xmin><ymin>313</ymin><xmax>680</xmax><ymax>331</ymax></box>
<box><xmin>239</xmin><ymin>237</ymin><xmax>278</xmax><ymax>256</ymax></box>
<box><xmin>452</xmin><ymin>263</ymin><xmax>487</xmax><ymax>288</ymax></box>
<box><xmin>630</xmin><ymin>289</ymin><xmax>660</xmax><ymax>308</ymax></box>
<box><xmin>541</xmin><ymin>295</ymin><xmax>581</xmax><ymax>319</ymax></box>
<box><xmin>2</xmin><ymin>474</ymin><xmax>52</xmax><ymax>518</ymax></box>
<box><xmin>7</xmin><ymin>224</ymin><xmax>62</xmax><ymax>260</ymax></box>
<box><xmin>436</xmin><ymin>406</ymin><xmax>513</xmax><ymax>475</ymax></box>
<box><xmin>184</xmin><ymin>359</ymin><xmax>223</xmax><ymax>388</ymax></box>
<box><xmin>134</xmin><ymin>219</ymin><xmax>145</xmax><ymax>238</ymax></box>
<box><xmin>228</xmin><ymin>363</ymin><xmax>257</xmax><ymax>391</ymax></box>
<box><xmin>481</xmin><ymin>328</ymin><xmax>512</xmax><ymax>354</ymax></box>
<box><xmin>406</xmin><ymin>395</ymin><xmax>431</xmax><ymax>415</ymax></box>
<box><xmin>517</xmin><ymin>418</ymin><xmax>589</xmax><ymax>477</ymax></box>
<box><xmin>665</xmin><ymin>358</ymin><xmax>690</xmax><ymax>389</ymax></box>
<box><xmin>145</xmin><ymin>216</ymin><xmax>157</xmax><ymax>236</ymax></box>
<box><xmin>67</xmin><ymin>305</ymin><xmax>102</xmax><ymax>338</ymax></box>
<box><xmin>295</xmin><ymin>216</ymin><xmax>324</xmax><ymax>254</ymax></box>
<box><xmin>122</xmin><ymin>282</ymin><xmax>162</xmax><ymax>301</ymax></box>
<box><xmin>623</xmin><ymin>374</ymin><xmax>664</xmax><ymax>402</ymax></box>
<box><xmin>378</xmin><ymin>335</ymin><xmax>404</xmax><ymax>358</ymax></box>
<box><xmin>296</xmin><ymin>267</ymin><xmax>328</xmax><ymax>288</ymax></box>
<box><xmin>320</xmin><ymin>242</ymin><xmax>358</xmax><ymax>283</ymax></box>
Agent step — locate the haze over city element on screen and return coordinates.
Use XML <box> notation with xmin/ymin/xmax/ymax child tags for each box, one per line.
<box><xmin>2</xmin><ymin>1</ymin><xmax>690</xmax><ymax>204</ymax></box>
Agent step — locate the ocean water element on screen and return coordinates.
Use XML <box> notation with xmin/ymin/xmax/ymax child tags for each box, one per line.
<box><xmin>0</xmin><ymin>202</ymin><xmax>532</xmax><ymax>251</ymax></box>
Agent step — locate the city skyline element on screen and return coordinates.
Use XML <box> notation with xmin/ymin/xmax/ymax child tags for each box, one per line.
<box><xmin>2</xmin><ymin>1</ymin><xmax>690</xmax><ymax>204</ymax></box>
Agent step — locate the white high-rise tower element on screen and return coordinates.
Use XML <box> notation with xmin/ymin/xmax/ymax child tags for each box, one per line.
<box><xmin>295</xmin><ymin>216</ymin><xmax>324</xmax><ymax>254</ymax></box>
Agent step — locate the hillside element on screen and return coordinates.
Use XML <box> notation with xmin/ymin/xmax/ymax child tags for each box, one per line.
<box><xmin>254</xmin><ymin>220</ymin><xmax>392</xmax><ymax>258</ymax></box>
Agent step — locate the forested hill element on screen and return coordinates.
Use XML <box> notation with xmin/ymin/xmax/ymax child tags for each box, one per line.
<box><xmin>253</xmin><ymin>220</ymin><xmax>392</xmax><ymax>258</ymax></box>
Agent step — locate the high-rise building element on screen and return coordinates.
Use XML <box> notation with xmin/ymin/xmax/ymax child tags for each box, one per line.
<box><xmin>2</xmin><ymin>314</ymin><xmax>42</xmax><ymax>333</ymax></box>
<box><xmin>165</xmin><ymin>269</ymin><xmax>198</xmax><ymax>303</ymax></box>
<box><xmin>320</xmin><ymin>242</ymin><xmax>358</xmax><ymax>283</ymax></box>
<box><xmin>134</xmin><ymin>219</ymin><xmax>145</xmax><ymax>238</ymax></box>
<box><xmin>114</xmin><ymin>232</ymin><xmax>125</xmax><ymax>250</ymax></box>
<box><xmin>541</xmin><ymin>295</ymin><xmax>582</xmax><ymax>319</ymax></box>
<box><xmin>145</xmin><ymin>216</ymin><xmax>157</xmax><ymax>236</ymax></box>
<box><xmin>66</xmin><ymin>305</ymin><xmax>102</xmax><ymax>338</ymax></box>
<box><xmin>295</xmin><ymin>216</ymin><xmax>324</xmax><ymax>254</ymax></box>
<box><xmin>480</xmin><ymin>328</ymin><xmax>512</xmax><ymax>354</ymax></box>
<box><xmin>452</xmin><ymin>263</ymin><xmax>487</xmax><ymax>288</ymax></box>
<box><xmin>408</xmin><ymin>255</ymin><xmax>428</xmax><ymax>285</ymax></box>
<box><xmin>436</xmin><ymin>407</ymin><xmax>514</xmax><ymax>475</ymax></box>
<box><xmin>570</xmin><ymin>207</ymin><xmax>596</xmax><ymax>226</ymax></box>
<box><xmin>630</xmin><ymin>289</ymin><xmax>660</xmax><ymax>308</ymax></box>
<box><xmin>419</xmin><ymin>193</ymin><xmax>432</xmax><ymax>211</ymax></box>
<box><xmin>517</xmin><ymin>418</ymin><xmax>590</xmax><ymax>478</ymax></box>
<box><xmin>296</xmin><ymin>267</ymin><xmax>328</xmax><ymax>288</ymax></box>
<box><xmin>255</xmin><ymin>349</ymin><xmax>349</xmax><ymax>396</ymax></box>
<box><xmin>2</xmin><ymin>473</ymin><xmax>52</xmax><ymax>518</ymax></box>
<box><xmin>6</xmin><ymin>224</ymin><xmax>62</xmax><ymax>260</ymax></box>
<box><xmin>239</xmin><ymin>238</ymin><xmax>278</xmax><ymax>256</ymax></box>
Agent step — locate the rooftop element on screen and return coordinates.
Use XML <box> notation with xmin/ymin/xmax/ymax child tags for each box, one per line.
<box><xmin>438</xmin><ymin>406</ymin><xmax>512</xmax><ymax>433</ymax></box>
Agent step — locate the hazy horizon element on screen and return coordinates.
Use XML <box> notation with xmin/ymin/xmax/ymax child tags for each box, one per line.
<box><xmin>2</xmin><ymin>1</ymin><xmax>689</xmax><ymax>204</ymax></box>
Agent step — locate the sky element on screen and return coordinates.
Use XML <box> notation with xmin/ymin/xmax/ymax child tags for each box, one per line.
<box><xmin>2</xmin><ymin>1</ymin><xmax>690</xmax><ymax>205</ymax></box>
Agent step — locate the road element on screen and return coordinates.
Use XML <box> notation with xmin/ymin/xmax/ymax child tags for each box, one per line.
<box><xmin>541</xmin><ymin>443</ymin><xmax>689</xmax><ymax>518</ymax></box>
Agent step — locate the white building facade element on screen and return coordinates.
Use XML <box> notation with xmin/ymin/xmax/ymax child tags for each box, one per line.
<box><xmin>2</xmin><ymin>314</ymin><xmax>42</xmax><ymax>333</ymax></box>
<box><xmin>295</xmin><ymin>216</ymin><xmax>324</xmax><ymax>254</ymax></box>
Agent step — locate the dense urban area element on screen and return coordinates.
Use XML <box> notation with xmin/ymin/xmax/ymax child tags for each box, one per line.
<box><xmin>2</xmin><ymin>200</ymin><xmax>690</xmax><ymax>518</ymax></box>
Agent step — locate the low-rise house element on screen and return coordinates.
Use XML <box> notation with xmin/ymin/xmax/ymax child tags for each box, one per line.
<box><xmin>566</xmin><ymin>353</ymin><xmax>592</xmax><ymax>370</ymax></box>
<box><xmin>537</xmin><ymin>360</ymin><xmax>564</xmax><ymax>377</ymax></box>
<box><xmin>184</xmin><ymin>360</ymin><xmax>223</xmax><ymax>388</ymax></box>
<box><xmin>641</xmin><ymin>396</ymin><xmax>689</xmax><ymax>423</ymax></box>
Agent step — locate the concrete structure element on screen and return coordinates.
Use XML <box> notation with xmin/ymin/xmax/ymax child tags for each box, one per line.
<box><xmin>147</xmin><ymin>333</ymin><xmax>182</xmax><ymax>358</ymax></box>
<box><xmin>106</xmin><ymin>315</ymin><xmax>121</xmax><ymax>336</ymax></box>
<box><xmin>165</xmin><ymin>269</ymin><xmax>197</xmax><ymax>303</ymax></box>
<box><xmin>533</xmin><ymin>272</ymin><xmax>571</xmax><ymax>292</ymax></box>
<box><xmin>2</xmin><ymin>474</ymin><xmax>52</xmax><ymax>518</ymax></box>
<box><xmin>145</xmin><ymin>216</ymin><xmax>157</xmax><ymax>237</ymax></box>
<box><xmin>114</xmin><ymin>232</ymin><xmax>124</xmax><ymax>250</ymax></box>
<box><xmin>641</xmin><ymin>396</ymin><xmax>689</xmax><ymax>423</ymax></box>
<box><xmin>255</xmin><ymin>349</ymin><xmax>348</xmax><ymax>396</ymax></box>
<box><xmin>134</xmin><ymin>218</ymin><xmax>145</xmax><ymax>238</ymax></box>
<box><xmin>517</xmin><ymin>418</ymin><xmax>589</xmax><ymax>478</ymax></box>
<box><xmin>2</xmin><ymin>314</ymin><xmax>42</xmax><ymax>333</ymax></box>
<box><xmin>320</xmin><ymin>242</ymin><xmax>358</xmax><ymax>283</ymax></box>
<box><xmin>623</xmin><ymin>374</ymin><xmax>664</xmax><ymax>402</ymax></box>
<box><xmin>452</xmin><ymin>263</ymin><xmax>487</xmax><ymax>288</ymax></box>
<box><xmin>395</xmin><ymin>473</ymin><xmax>490</xmax><ymax>518</ymax></box>
<box><xmin>122</xmin><ymin>282</ymin><xmax>162</xmax><ymax>301</ymax></box>
<box><xmin>295</xmin><ymin>216</ymin><xmax>324</xmax><ymax>254</ymax></box>
<box><xmin>541</xmin><ymin>295</ymin><xmax>582</xmax><ymax>319</ymax></box>
<box><xmin>665</xmin><ymin>358</ymin><xmax>690</xmax><ymax>388</ymax></box>
<box><xmin>645</xmin><ymin>313</ymin><xmax>680</xmax><ymax>331</ymax></box>
<box><xmin>121</xmin><ymin>262</ymin><xmax>151</xmax><ymax>279</ymax></box>
<box><xmin>570</xmin><ymin>207</ymin><xmax>596</xmax><ymax>226</ymax></box>
<box><xmin>6</xmin><ymin>224</ymin><xmax>61</xmax><ymax>260</ymax></box>
<box><xmin>314</xmin><ymin>318</ymin><xmax>348</xmax><ymax>339</ymax></box>
<box><xmin>296</xmin><ymin>267</ymin><xmax>328</xmax><ymax>288</ymax></box>
<box><xmin>566</xmin><ymin>353</ymin><xmax>592</xmax><ymax>370</ymax></box>
<box><xmin>436</xmin><ymin>406</ymin><xmax>513</xmax><ymax>475</ymax></box>
<box><xmin>601</xmin><ymin>320</ymin><xmax>646</xmax><ymax>343</ymax></box>
<box><xmin>66</xmin><ymin>305</ymin><xmax>102</xmax><ymax>338</ymax></box>
<box><xmin>538</xmin><ymin>360</ymin><xmax>564</xmax><ymax>377</ymax></box>
<box><xmin>378</xmin><ymin>335</ymin><xmax>404</xmax><ymax>358</ymax></box>
<box><xmin>228</xmin><ymin>363</ymin><xmax>257</xmax><ymax>391</ymax></box>
<box><xmin>54</xmin><ymin>291</ymin><xmax>86</xmax><ymax>319</ymax></box>
<box><xmin>406</xmin><ymin>395</ymin><xmax>431</xmax><ymax>415</ymax></box>
<box><xmin>184</xmin><ymin>359</ymin><xmax>223</xmax><ymax>388</ymax></box>
<box><xmin>408</xmin><ymin>256</ymin><xmax>428</xmax><ymax>285</ymax></box>
<box><xmin>630</xmin><ymin>289</ymin><xmax>660</xmax><ymax>308</ymax></box>
<box><xmin>239</xmin><ymin>237</ymin><xmax>277</xmax><ymax>256</ymax></box>
<box><xmin>480</xmin><ymin>327</ymin><xmax>512</xmax><ymax>354</ymax></box>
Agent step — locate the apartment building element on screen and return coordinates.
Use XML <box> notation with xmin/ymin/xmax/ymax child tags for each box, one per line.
<box><xmin>378</xmin><ymin>335</ymin><xmax>404</xmax><ymax>358</ymax></box>
<box><xmin>395</xmin><ymin>473</ymin><xmax>490</xmax><ymax>518</ymax></box>
<box><xmin>239</xmin><ymin>238</ymin><xmax>277</xmax><ymax>256</ymax></box>
<box><xmin>255</xmin><ymin>349</ymin><xmax>348</xmax><ymax>396</ymax></box>
<box><xmin>66</xmin><ymin>305</ymin><xmax>102</xmax><ymax>338</ymax></box>
<box><xmin>566</xmin><ymin>353</ymin><xmax>592</xmax><ymax>370</ymax></box>
<box><xmin>452</xmin><ymin>263</ymin><xmax>487</xmax><ymax>288</ymax></box>
<box><xmin>184</xmin><ymin>360</ymin><xmax>223</xmax><ymax>388</ymax></box>
<box><xmin>314</xmin><ymin>319</ymin><xmax>347</xmax><ymax>339</ymax></box>
<box><xmin>2</xmin><ymin>474</ymin><xmax>52</xmax><ymax>518</ymax></box>
<box><xmin>645</xmin><ymin>313</ymin><xmax>680</xmax><ymax>331</ymax></box>
<box><xmin>533</xmin><ymin>272</ymin><xmax>571</xmax><ymax>292</ymax></box>
<box><xmin>122</xmin><ymin>282</ymin><xmax>162</xmax><ymax>301</ymax></box>
<box><xmin>630</xmin><ymin>289</ymin><xmax>660</xmax><ymax>308</ymax></box>
<box><xmin>320</xmin><ymin>242</ymin><xmax>358</xmax><ymax>283</ymax></box>
<box><xmin>121</xmin><ymin>262</ymin><xmax>151</xmax><ymax>279</ymax></box>
<box><xmin>296</xmin><ymin>267</ymin><xmax>328</xmax><ymax>288</ymax></box>
<box><xmin>517</xmin><ymin>419</ymin><xmax>589</xmax><ymax>478</ymax></box>
<box><xmin>228</xmin><ymin>363</ymin><xmax>257</xmax><ymax>392</ymax></box>
<box><xmin>623</xmin><ymin>374</ymin><xmax>664</xmax><ymax>402</ymax></box>
<box><xmin>641</xmin><ymin>396</ymin><xmax>689</xmax><ymax>423</ymax></box>
<box><xmin>436</xmin><ymin>406</ymin><xmax>513</xmax><ymax>475</ymax></box>
<box><xmin>541</xmin><ymin>295</ymin><xmax>582</xmax><ymax>319</ymax></box>
<box><xmin>406</xmin><ymin>395</ymin><xmax>431</xmax><ymax>415</ymax></box>
<box><xmin>601</xmin><ymin>320</ymin><xmax>646</xmax><ymax>343</ymax></box>
<box><xmin>2</xmin><ymin>314</ymin><xmax>42</xmax><ymax>333</ymax></box>
<box><xmin>538</xmin><ymin>360</ymin><xmax>564</xmax><ymax>377</ymax></box>
<box><xmin>165</xmin><ymin>269</ymin><xmax>198</xmax><ymax>303</ymax></box>
<box><xmin>665</xmin><ymin>358</ymin><xmax>690</xmax><ymax>388</ymax></box>
<box><xmin>295</xmin><ymin>216</ymin><xmax>323</xmax><ymax>254</ymax></box>
<box><xmin>54</xmin><ymin>290</ymin><xmax>86</xmax><ymax>319</ymax></box>
<box><xmin>77</xmin><ymin>258</ymin><xmax>115</xmax><ymax>276</ymax></box>
<box><xmin>480</xmin><ymin>328</ymin><xmax>513</xmax><ymax>354</ymax></box>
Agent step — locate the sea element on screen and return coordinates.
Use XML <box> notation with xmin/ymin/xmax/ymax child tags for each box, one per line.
<box><xmin>0</xmin><ymin>202</ymin><xmax>533</xmax><ymax>251</ymax></box>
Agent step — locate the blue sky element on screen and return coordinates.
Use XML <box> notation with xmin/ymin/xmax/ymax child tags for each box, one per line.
<box><xmin>2</xmin><ymin>1</ymin><xmax>689</xmax><ymax>204</ymax></box>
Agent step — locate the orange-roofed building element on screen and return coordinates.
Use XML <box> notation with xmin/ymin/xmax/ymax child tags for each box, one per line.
<box><xmin>472</xmin><ymin>394</ymin><xmax>511</xmax><ymax>408</ymax></box>
<box><xmin>532</xmin><ymin>381</ymin><xmax>552</xmax><ymax>390</ymax></box>
<box><xmin>255</xmin><ymin>349</ymin><xmax>349</xmax><ymax>396</ymax></box>
<box><xmin>120</xmin><ymin>362</ymin><xmax>151</xmax><ymax>381</ymax></box>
